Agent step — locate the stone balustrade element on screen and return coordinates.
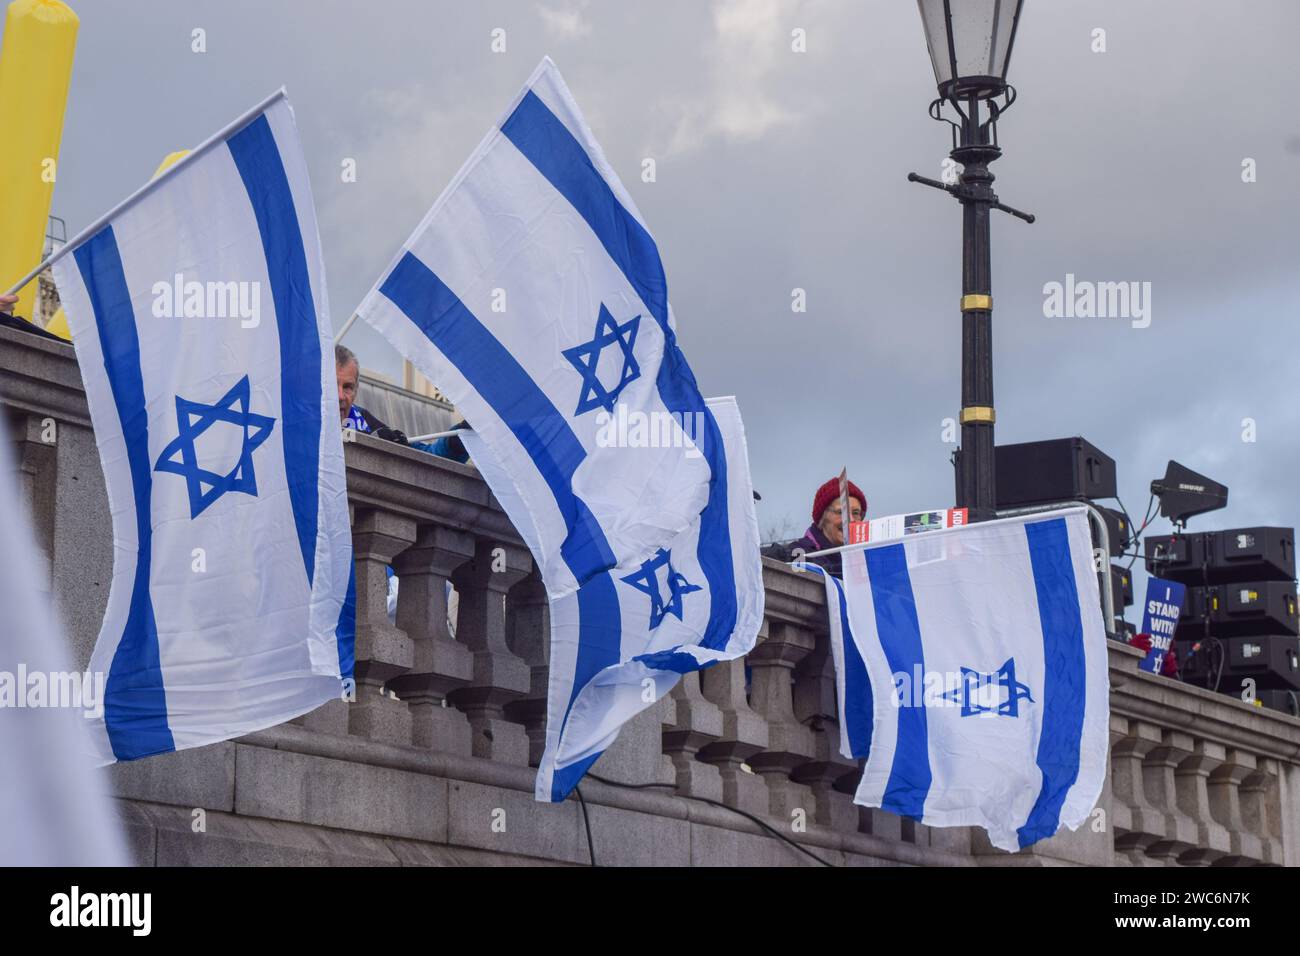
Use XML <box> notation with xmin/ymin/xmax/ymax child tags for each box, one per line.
<box><xmin>3</xmin><ymin>325</ymin><xmax>1297</xmax><ymax>866</ymax></box>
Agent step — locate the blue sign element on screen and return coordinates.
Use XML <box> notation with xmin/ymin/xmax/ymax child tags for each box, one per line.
<box><xmin>1139</xmin><ymin>577</ymin><xmax>1186</xmax><ymax>673</ymax></box>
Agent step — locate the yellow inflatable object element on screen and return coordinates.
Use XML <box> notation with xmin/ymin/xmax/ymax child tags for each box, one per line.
<box><xmin>0</xmin><ymin>0</ymin><xmax>79</xmax><ymax>321</ymax></box>
<box><xmin>152</xmin><ymin>149</ymin><xmax>190</xmax><ymax>179</ymax></box>
<box><xmin>44</xmin><ymin>305</ymin><xmax>68</xmax><ymax>339</ymax></box>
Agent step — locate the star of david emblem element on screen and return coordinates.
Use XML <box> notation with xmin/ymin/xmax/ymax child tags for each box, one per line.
<box><xmin>620</xmin><ymin>548</ymin><xmax>702</xmax><ymax>629</ymax></box>
<box><xmin>940</xmin><ymin>657</ymin><xmax>1035</xmax><ymax>717</ymax></box>
<box><xmin>561</xmin><ymin>303</ymin><xmax>641</xmax><ymax>416</ymax></box>
<box><xmin>154</xmin><ymin>374</ymin><xmax>276</xmax><ymax>519</ymax></box>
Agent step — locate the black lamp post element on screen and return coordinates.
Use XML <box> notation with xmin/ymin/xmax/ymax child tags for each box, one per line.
<box><xmin>908</xmin><ymin>0</ymin><xmax>1034</xmax><ymax>522</ymax></box>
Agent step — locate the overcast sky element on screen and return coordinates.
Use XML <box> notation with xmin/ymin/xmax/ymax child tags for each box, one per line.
<box><xmin>34</xmin><ymin>0</ymin><xmax>1300</xmax><ymax>626</ymax></box>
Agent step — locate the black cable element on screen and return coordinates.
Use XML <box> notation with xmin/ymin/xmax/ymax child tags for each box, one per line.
<box><xmin>586</xmin><ymin>772</ymin><xmax>836</xmax><ymax>867</ymax></box>
<box><xmin>1116</xmin><ymin>494</ymin><xmax>1158</xmax><ymax>574</ymax></box>
<box><xmin>574</xmin><ymin>784</ymin><xmax>596</xmax><ymax>866</ymax></box>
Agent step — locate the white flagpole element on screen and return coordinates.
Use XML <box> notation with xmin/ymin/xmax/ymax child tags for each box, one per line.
<box><xmin>3</xmin><ymin>87</ymin><xmax>288</xmax><ymax>297</ymax></box>
<box><xmin>407</xmin><ymin>427</ymin><xmax>466</xmax><ymax>444</ymax></box>
<box><xmin>333</xmin><ymin>312</ymin><xmax>360</xmax><ymax>343</ymax></box>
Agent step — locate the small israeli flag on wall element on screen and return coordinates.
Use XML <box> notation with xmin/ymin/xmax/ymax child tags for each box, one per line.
<box><xmin>814</xmin><ymin>508</ymin><xmax>1109</xmax><ymax>851</ymax></box>
<box><xmin>464</xmin><ymin>397</ymin><xmax>764</xmax><ymax>801</ymax></box>
<box><xmin>51</xmin><ymin>92</ymin><xmax>354</xmax><ymax>764</ymax></box>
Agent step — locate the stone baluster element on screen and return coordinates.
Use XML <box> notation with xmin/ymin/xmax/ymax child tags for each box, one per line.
<box><xmin>1141</xmin><ymin>730</ymin><xmax>1202</xmax><ymax>865</ymax></box>
<box><xmin>1239</xmin><ymin>758</ymin><xmax>1283</xmax><ymax>865</ymax></box>
<box><xmin>1172</xmin><ymin>738</ymin><xmax>1231</xmax><ymax>865</ymax></box>
<box><xmin>697</xmin><ymin>657</ymin><xmax>769</xmax><ymax>816</ymax></box>
<box><xmin>386</xmin><ymin>523</ymin><xmax>476</xmax><ymax>755</ymax></box>
<box><xmin>662</xmin><ymin>670</ymin><xmax>724</xmax><ymax>800</ymax></box>
<box><xmin>1109</xmin><ymin>717</ymin><xmax>1167</xmax><ymax>865</ymax></box>
<box><xmin>745</xmin><ymin>619</ymin><xmax>816</xmax><ymax>822</ymax></box>
<box><xmin>791</xmin><ymin>631</ymin><xmax>858</xmax><ymax>831</ymax></box>
<box><xmin>346</xmin><ymin>506</ymin><xmax>417</xmax><ymax>744</ymax></box>
<box><xmin>1207</xmin><ymin>747</ymin><xmax>1265</xmax><ymax>864</ymax></box>
<box><xmin>448</xmin><ymin>538</ymin><xmax>533</xmax><ymax>763</ymax></box>
<box><xmin>503</xmin><ymin>569</ymin><xmax>550</xmax><ymax>766</ymax></box>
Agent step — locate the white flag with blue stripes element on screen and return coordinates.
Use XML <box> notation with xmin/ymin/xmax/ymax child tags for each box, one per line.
<box><xmin>463</xmin><ymin>397</ymin><xmax>764</xmax><ymax>801</ymax></box>
<box><xmin>813</xmin><ymin>508</ymin><xmax>1108</xmax><ymax>851</ymax></box>
<box><xmin>357</xmin><ymin>59</ymin><xmax>763</xmax><ymax>801</ymax></box>
<box><xmin>355</xmin><ymin>58</ymin><xmax>715</xmax><ymax>601</ymax></box>
<box><xmin>51</xmin><ymin>92</ymin><xmax>354</xmax><ymax>765</ymax></box>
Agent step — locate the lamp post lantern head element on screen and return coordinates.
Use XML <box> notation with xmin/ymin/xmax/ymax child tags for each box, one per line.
<box><xmin>917</xmin><ymin>0</ymin><xmax>1024</xmax><ymax>102</ymax></box>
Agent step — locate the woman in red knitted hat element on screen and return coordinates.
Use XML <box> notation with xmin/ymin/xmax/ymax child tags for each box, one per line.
<box><xmin>790</xmin><ymin>477</ymin><xmax>866</xmax><ymax>576</ymax></box>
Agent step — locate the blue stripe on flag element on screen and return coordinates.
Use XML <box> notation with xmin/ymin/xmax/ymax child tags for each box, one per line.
<box><xmin>550</xmin><ymin>750</ymin><xmax>604</xmax><ymax>803</ymax></box>
<box><xmin>1019</xmin><ymin>517</ymin><xmax>1087</xmax><ymax>849</ymax></box>
<box><xmin>75</xmin><ymin>227</ymin><xmax>175</xmax><ymax>760</ymax></box>
<box><xmin>500</xmin><ymin>90</ymin><xmax>737</xmax><ymax>652</ymax></box>
<box><xmin>865</xmin><ymin>543</ymin><xmax>931</xmax><ymax>819</ymax></box>
<box><xmin>335</xmin><ymin>561</ymin><xmax>356</xmax><ymax>680</ymax></box>
<box><xmin>829</xmin><ymin>570</ymin><xmax>873</xmax><ymax>759</ymax></box>
<box><xmin>378</xmin><ymin>251</ymin><xmax>617</xmax><ymax>583</ymax></box>
<box><xmin>227</xmin><ymin>114</ymin><xmax>321</xmax><ymax>588</ymax></box>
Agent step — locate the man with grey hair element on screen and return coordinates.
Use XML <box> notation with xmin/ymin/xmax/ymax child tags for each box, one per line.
<box><xmin>335</xmin><ymin>343</ymin><xmax>408</xmax><ymax>444</ymax></box>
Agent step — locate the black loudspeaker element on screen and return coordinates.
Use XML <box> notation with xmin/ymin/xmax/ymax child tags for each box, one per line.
<box><xmin>1228</xmin><ymin>635</ymin><xmax>1300</xmax><ymax>690</ymax></box>
<box><xmin>1109</xmin><ymin>564</ymin><xmax>1133</xmax><ymax>609</ymax></box>
<box><xmin>1176</xmin><ymin>636</ymin><xmax>1300</xmax><ymax>691</ymax></box>
<box><xmin>1208</xmin><ymin>528</ymin><xmax>1295</xmax><ymax>583</ymax></box>
<box><xmin>1256</xmin><ymin>689</ymin><xmax>1300</xmax><ymax>717</ymax></box>
<box><xmin>1145</xmin><ymin>533</ymin><xmax>1210</xmax><ymax>582</ymax></box>
<box><xmin>1216</xmin><ymin>582</ymin><xmax>1299</xmax><ymax>636</ymax></box>
<box><xmin>1093</xmin><ymin>506</ymin><xmax>1129</xmax><ymax>558</ymax></box>
<box><xmin>1179</xmin><ymin>585</ymin><xmax>1217</xmax><ymax>628</ymax></box>
<box><xmin>1175</xmin><ymin>638</ymin><xmax>1216</xmax><ymax>683</ymax></box>
<box><xmin>954</xmin><ymin>437</ymin><xmax>1117</xmax><ymax>508</ymax></box>
<box><xmin>1145</xmin><ymin>528</ymin><xmax>1295</xmax><ymax>585</ymax></box>
<box><xmin>1178</xmin><ymin>582</ymin><xmax>1299</xmax><ymax>636</ymax></box>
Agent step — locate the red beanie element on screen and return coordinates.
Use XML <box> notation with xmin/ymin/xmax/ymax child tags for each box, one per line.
<box><xmin>812</xmin><ymin>477</ymin><xmax>866</xmax><ymax>524</ymax></box>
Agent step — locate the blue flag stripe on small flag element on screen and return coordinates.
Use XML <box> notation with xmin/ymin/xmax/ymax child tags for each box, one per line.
<box><xmin>865</xmin><ymin>543</ymin><xmax>932</xmax><ymax>819</ymax></box>
<box><xmin>74</xmin><ymin>227</ymin><xmax>174</xmax><ymax>760</ymax></box>
<box><xmin>829</xmin><ymin>570</ymin><xmax>873</xmax><ymax>758</ymax></box>
<box><xmin>1019</xmin><ymin>517</ymin><xmax>1087</xmax><ymax>849</ymax></box>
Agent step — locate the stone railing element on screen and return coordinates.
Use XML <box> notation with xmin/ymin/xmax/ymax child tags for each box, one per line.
<box><xmin>3</xmin><ymin>324</ymin><xmax>1297</xmax><ymax>866</ymax></box>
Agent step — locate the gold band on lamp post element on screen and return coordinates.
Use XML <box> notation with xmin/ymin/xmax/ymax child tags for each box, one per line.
<box><xmin>960</xmin><ymin>406</ymin><xmax>996</xmax><ymax>424</ymax></box>
<box><xmin>961</xmin><ymin>294</ymin><xmax>992</xmax><ymax>312</ymax></box>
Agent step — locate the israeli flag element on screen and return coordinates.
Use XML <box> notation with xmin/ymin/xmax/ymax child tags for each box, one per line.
<box><xmin>464</xmin><ymin>397</ymin><xmax>764</xmax><ymax>801</ymax></box>
<box><xmin>50</xmin><ymin>92</ymin><xmax>354</xmax><ymax>764</ymax></box>
<box><xmin>355</xmin><ymin>58</ymin><xmax>714</xmax><ymax>600</ymax></box>
<box><xmin>813</xmin><ymin>508</ymin><xmax>1109</xmax><ymax>851</ymax></box>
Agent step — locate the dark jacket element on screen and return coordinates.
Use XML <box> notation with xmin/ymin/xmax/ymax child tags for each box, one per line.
<box><xmin>1</xmin><ymin>310</ymin><xmax>66</xmax><ymax>343</ymax></box>
<box><xmin>763</xmin><ymin>524</ymin><xmax>844</xmax><ymax>577</ymax></box>
<box><xmin>345</xmin><ymin>404</ymin><xmax>408</xmax><ymax>445</ymax></box>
